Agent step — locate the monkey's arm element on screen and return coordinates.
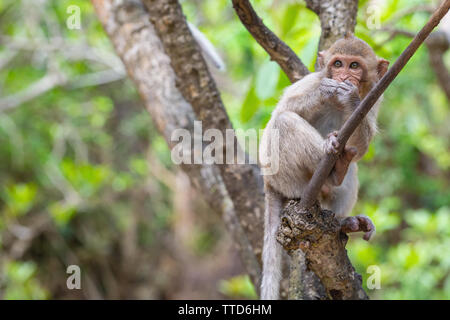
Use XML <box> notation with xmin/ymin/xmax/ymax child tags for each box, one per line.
<box><xmin>263</xmin><ymin>110</ymin><xmax>352</xmax><ymax>200</ymax></box>
<box><xmin>280</xmin><ymin>73</ymin><xmax>324</xmax><ymax>120</ymax></box>
<box><xmin>320</xmin><ymin>78</ymin><xmax>380</xmax><ymax>161</ymax></box>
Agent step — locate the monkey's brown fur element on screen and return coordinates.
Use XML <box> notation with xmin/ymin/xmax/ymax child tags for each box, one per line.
<box><xmin>259</xmin><ymin>35</ymin><xmax>389</xmax><ymax>300</ymax></box>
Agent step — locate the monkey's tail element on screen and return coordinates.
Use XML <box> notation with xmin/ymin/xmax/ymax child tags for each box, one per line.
<box><xmin>260</xmin><ymin>190</ymin><xmax>282</xmax><ymax>300</ymax></box>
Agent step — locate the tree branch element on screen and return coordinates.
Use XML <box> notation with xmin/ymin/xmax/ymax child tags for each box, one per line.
<box><xmin>385</xmin><ymin>3</ymin><xmax>435</xmax><ymax>26</ymax></box>
<box><xmin>0</xmin><ymin>34</ymin><xmax>127</xmax><ymax>111</ymax></box>
<box><xmin>375</xmin><ymin>4</ymin><xmax>450</xmax><ymax>101</ymax></box>
<box><xmin>141</xmin><ymin>0</ymin><xmax>266</xmax><ymax>276</ymax></box>
<box><xmin>278</xmin><ymin>201</ymin><xmax>368</xmax><ymax>299</ymax></box>
<box><xmin>0</xmin><ymin>72</ymin><xmax>67</xmax><ymax>112</ymax></box>
<box><xmin>279</xmin><ymin>0</ymin><xmax>450</xmax><ymax>300</ymax></box>
<box><xmin>375</xmin><ymin>27</ymin><xmax>450</xmax><ymax>101</ymax></box>
<box><xmin>231</xmin><ymin>0</ymin><xmax>310</xmax><ymax>82</ymax></box>
<box><xmin>92</xmin><ymin>0</ymin><xmax>265</xmax><ymax>291</ymax></box>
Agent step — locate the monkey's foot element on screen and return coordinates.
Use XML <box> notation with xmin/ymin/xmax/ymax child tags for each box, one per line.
<box><xmin>340</xmin><ymin>215</ymin><xmax>375</xmax><ymax>241</ymax></box>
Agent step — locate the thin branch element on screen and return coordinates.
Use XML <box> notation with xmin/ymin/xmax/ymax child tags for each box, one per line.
<box><xmin>0</xmin><ymin>35</ymin><xmax>125</xmax><ymax>71</ymax></box>
<box><xmin>373</xmin><ymin>27</ymin><xmax>416</xmax><ymax>49</ymax></box>
<box><xmin>0</xmin><ymin>34</ymin><xmax>126</xmax><ymax>111</ymax></box>
<box><xmin>375</xmin><ymin>28</ymin><xmax>450</xmax><ymax>100</ymax></box>
<box><xmin>0</xmin><ymin>68</ymin><xmax>125</xmax><ymax>112</ymax></box>
<box><xmin>231</xmin><ymin>0</ymin><xmax>310</xmax><ymax>82</ymax></box>
<box><xmin>385</xmin><ymin>3</ymin><xmax>436</xmax><ymax>26</ymax></box>
<box><xmin>0</xmin><ymin>50</ymin><xmax>18</xmax><ymax>70</ymax></box>
<box><xmin>379</xmin><ymin>26</ymin><xmax>416</xmax><ymax>39</ymax></box>
<box><xmin>69</xmin><ymin>69</ymin><xmax>125</xmax><ymax>89</ymax></box>
<box><xmin>0</xmin><ymin>72</ymin><xmax>67</xmax><ymax>112</ymax></box>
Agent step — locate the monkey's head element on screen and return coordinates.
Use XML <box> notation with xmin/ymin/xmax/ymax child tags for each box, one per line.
<box><xmin>318</xmin><ymin>34</ymin><xmax>389</xmax><ymax>97</ymax></box>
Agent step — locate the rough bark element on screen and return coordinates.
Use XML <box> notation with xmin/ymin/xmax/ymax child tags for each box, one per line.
<box><xmin>91</xmin><ymin>0</ymin><xmax>263</xmax><ymax>290</ymax></box>
<box><xmin>278</xmin><ymin>201</ymin><xmax>368</xmax><ymax>299</ymax></box>
<box><xmin>231</xmin><ymin>0</ymin><xmax>310</xmax><ymax>82</ymax></box>
<box><xmin>305</xmin><ymin>0</ymin><xmax>358</xmax><ymax>52</ymax></box>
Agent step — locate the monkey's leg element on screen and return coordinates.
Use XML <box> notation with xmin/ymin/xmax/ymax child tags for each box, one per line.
<box><xmin>329</xmin><ymin>165</ymin><xmax>376</xmax><ymax>241</ymax></box>
<box><xmin>328</xmin><ymin>162</ymin><xmax>358</xmax><ymax>215</ymax></box>
<box><xmin>268</xmin><ymin>112</ymin><xmax>342</xmax><ymax>198</ymax></box>
<box><xmin>325</xmin><ymin>131</ymin><xmax>358</xmax><ymax>186</ymax></box>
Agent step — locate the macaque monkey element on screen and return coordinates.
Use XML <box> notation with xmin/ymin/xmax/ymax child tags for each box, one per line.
<box><xmin>259</xmin><ymin>34</ymin><xmax>389</xmax><ymax>300</ymax></box>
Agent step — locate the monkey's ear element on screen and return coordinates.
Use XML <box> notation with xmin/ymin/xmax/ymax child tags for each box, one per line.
<box><xmin>377</xmin><ymin>58</ymin><xmax>389</xmax><ymax>79</ymax></box>
<box><xmin>317</xmin><ymin>51</ymin><xmax>326</xmax><ymax>69</ymax></box>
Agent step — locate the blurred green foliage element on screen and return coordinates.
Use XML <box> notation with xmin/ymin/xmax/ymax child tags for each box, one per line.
<box><xmin>219</xmin><ymin>275</ymin><xmax>257</xmax><ymax>299</ymax></box>
<box><xmin>3</xmin><ymin>261</ymin><xmax>48</xmax><ymax>299</ymax></box>
<box><xmin>0</xmin><ymin>0</ymin><xmax>449</xmax><ymax>299</ymax></box>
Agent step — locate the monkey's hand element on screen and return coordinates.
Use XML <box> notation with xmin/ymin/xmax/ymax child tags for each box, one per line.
<box><xmin>340</xmin><ymin>215</ymin><xmax>375</xmax><ymax>241</ymax></box>
<box><xmin>320</xmin><ymin>78</ymin><xmax>360</xmax><ymax>110</ymax></box>
<box><xmin>324</xmin><ymin>131</ymin><xmax>357</xmax><ymax>186</ymax></box>
<box><xmin>324</xmin><ymin>131</ymin><xmax>340</xmax><ymax>154</ymax></box>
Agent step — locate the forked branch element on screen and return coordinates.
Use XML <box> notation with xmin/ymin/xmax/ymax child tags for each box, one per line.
<box><xmin>231</xmin><ymin>0</ymin><xmax>310</xmax><ymax>82</ymax></box>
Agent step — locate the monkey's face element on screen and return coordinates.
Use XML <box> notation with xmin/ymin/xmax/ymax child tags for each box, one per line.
<box><xmin>327</xmin><ymin>55</ymin><xmax>366</xmax><ymax>88</ymax></box>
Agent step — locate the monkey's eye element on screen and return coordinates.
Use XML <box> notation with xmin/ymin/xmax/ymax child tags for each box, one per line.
<box><xmin>350</xmin><ymin>62</ymin><xmax>359</xmax><ymax>69</ymax></box>
<box><xmin>333</xmin><ymin>60</ymin><xmax>342</xmax><ymax>67</ymax></box>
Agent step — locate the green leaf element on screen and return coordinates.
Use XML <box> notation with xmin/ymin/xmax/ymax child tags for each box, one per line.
<box><xmin>2</xmin><ymin>183</ymin><xmax>37</xmax><ymax>217</ymax></box>
<box><xmin>49</xmin><ymin>202</ymin><xmax>76</xmax><ymax>227</ymax></box>
<box><xmin>240</xmin><ymin>84</ymin><xmax>260</xmax><ymax>123</ymax></box>
<box><xmin>255</xmin><ymin>60</ymin><xmax>280</xmax><ymax>101</ymax></box>
<box><xmin>281</xmin><ymin>5</ymin><xmax>300</xmax><ymax>36</ymax></box>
